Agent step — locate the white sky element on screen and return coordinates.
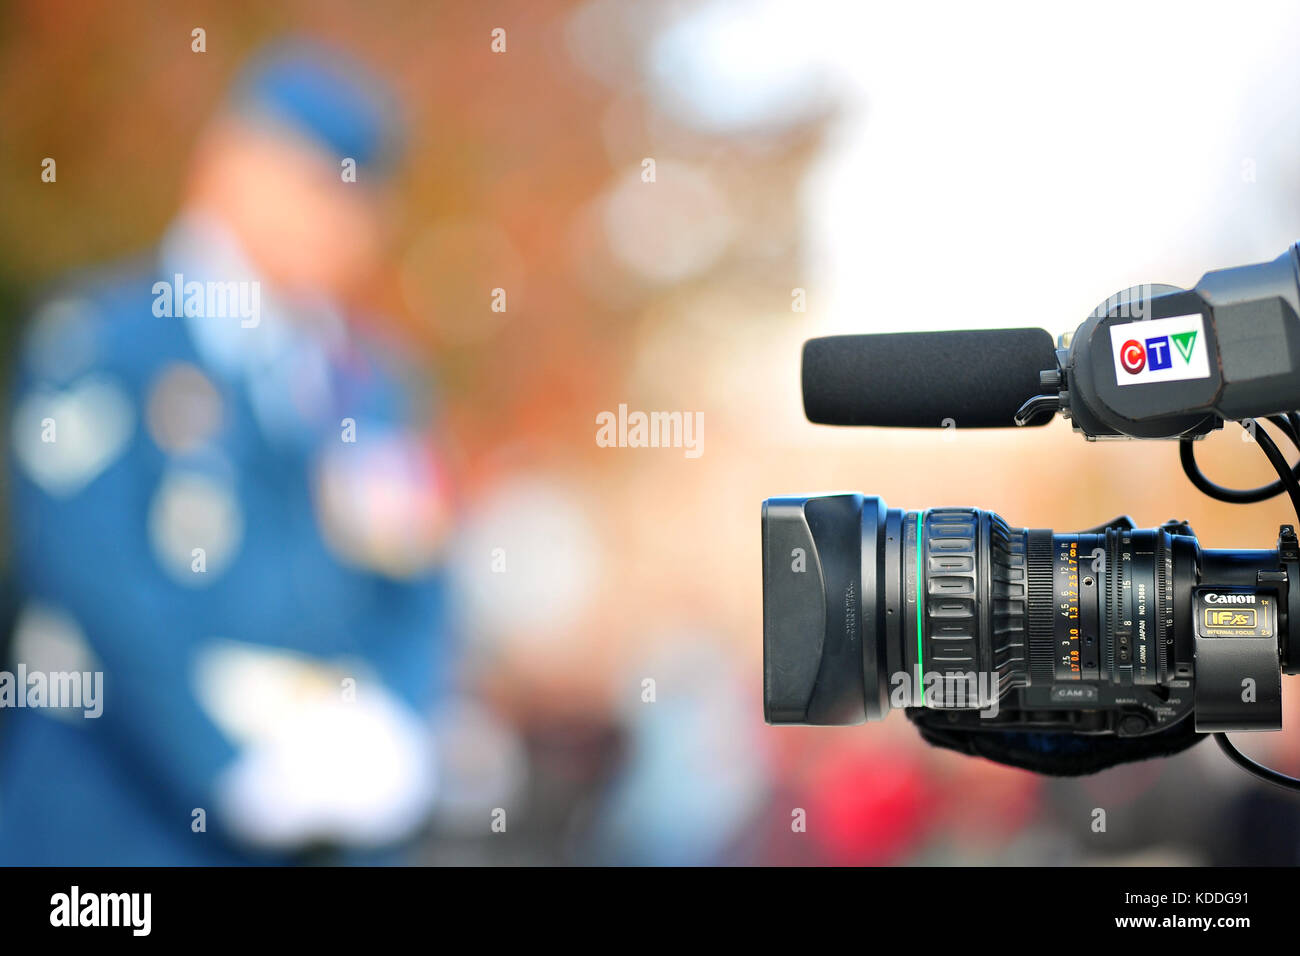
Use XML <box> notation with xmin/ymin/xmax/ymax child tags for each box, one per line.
<box><xmin>650</xmin><ymin>0</ymin><xmax>1300</xmax><ymax>336</ymax></box>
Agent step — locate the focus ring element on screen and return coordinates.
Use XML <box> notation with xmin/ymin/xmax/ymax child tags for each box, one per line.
<box><xmin>922</xmin><ymin>509</ymin><xmax>979</xmax><ymax>679</ymax></box>
<box><xmin>921</xmin><ymin>509</ymin><xmax>1030</xmax><ymax>707</ymax></box>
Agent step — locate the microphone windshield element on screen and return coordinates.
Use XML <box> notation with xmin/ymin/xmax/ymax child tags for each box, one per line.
<box><xmin>802</xmin><ymin>328</ymin><xmax>1057</xmax><ymax>428</ymax></box>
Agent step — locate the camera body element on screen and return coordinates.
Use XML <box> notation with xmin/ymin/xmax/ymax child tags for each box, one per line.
<box><xmin>764</xmin><ymin>244</ymin><xmax>1300</xmax><ymax>777</ymax></box>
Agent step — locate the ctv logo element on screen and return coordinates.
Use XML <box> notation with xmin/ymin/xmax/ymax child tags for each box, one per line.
<box><xmin>1109</xmin><ymin>313</ymin><xmax>1210</xmax><ymax>386</ymax></box>
<box><xmin>1118</xmin><ymin>331</ymin><xmax>1196</xmax><ymax>374</ymax></box>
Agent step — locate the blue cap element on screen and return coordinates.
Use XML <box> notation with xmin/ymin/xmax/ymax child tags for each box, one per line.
<box><xmin>230</xmin><ymin>40</ymin><xmax>403</xmax><ymax>172</ymax></box>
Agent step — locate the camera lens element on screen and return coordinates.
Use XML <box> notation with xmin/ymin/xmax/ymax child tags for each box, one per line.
<box><xmin>761</xmin><ymin>493</ymin><xmax>1283</xmax><ymax>732</ymax></box>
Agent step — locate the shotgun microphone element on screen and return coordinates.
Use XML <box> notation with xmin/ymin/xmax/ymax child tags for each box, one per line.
<box><xmin>802</xmin><ymin>241</ymin><xmax>1300</xmax><ymax>440</ymax></box>
<box><xmin>801</xmin><ymin>327</ymin><xmax>1056</xmax><ymax>429</ymax></box>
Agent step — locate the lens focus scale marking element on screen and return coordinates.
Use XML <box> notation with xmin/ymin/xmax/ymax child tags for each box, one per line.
<box><xmin>1077</xmin><ymin>534</ymin><xmax>1102</xmax><ymax>681</ymax></box>
<box><xmin>1052</xmin><ymin>535</ymin><xmax>1082</xmax><ymax>679</ymax></box>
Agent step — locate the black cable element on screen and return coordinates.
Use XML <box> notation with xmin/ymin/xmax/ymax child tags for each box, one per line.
<box><xmin>1249</xmin><ymin>420</ymin><xmax>1300</xmax><ymax>518</ymax></box>
<box><xmin>1265</xmin><ymin>412</ymin><xmax>1300</xmax><ymax>450</ymax></box>
<box><xmin>1207</xmin><ymin>417</ymin><xmax>1300</xmax><ymax>793</ymax></box>
<box><xmin>1215</xmin><ymin>733</ymin><xmax>1300</xmax><ymax>793</ymax></box>
<box><xmin>1180</xmin><ymin>415</ymin><xmax>1300</xmax><ymax>503</ymax></box>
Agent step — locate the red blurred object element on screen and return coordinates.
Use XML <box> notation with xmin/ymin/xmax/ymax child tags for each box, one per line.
<box><xmin>804</xmin><ymin>747</ymin><xmax>934</xmax><ymax>865</ymax></box>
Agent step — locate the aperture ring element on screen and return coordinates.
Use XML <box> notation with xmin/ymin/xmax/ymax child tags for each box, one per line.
<box><xmin>1027</xmin><ymin>530</ymin><xmax>1056</xmax><ymax>682</ymax></box>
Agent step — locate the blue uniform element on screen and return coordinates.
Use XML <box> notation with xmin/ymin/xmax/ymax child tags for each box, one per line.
<box><xmin>0</xmin><ymin>227</ymin><xmax>451</xmax><ymax>864</ymax></box>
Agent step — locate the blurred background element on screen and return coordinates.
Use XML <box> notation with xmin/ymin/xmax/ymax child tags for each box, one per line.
<box><xmin>3</xmin><ymin>0</ymin><xmax>1300</xmax><ymax>864</ymax></box>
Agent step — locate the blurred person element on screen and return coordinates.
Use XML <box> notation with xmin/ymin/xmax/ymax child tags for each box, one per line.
<box><xmin>0</xmin><ymin>40</ymin><xmax>454</xmax><ymax>864</ymax></box>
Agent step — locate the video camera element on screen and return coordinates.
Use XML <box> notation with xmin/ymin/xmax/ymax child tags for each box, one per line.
<box><xmin>764</xmin><ymin>243</ymin><xmax>1300</xmax><ymax>786</ymax></box>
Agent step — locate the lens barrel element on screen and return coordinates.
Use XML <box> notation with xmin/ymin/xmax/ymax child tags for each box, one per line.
<box><xmin>762</xmin><ymin>494</ymin><xmax>1285</xmax><ymax>733</ymax></box>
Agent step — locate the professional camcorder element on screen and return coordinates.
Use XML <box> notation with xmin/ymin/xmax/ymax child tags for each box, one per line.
<box><xmin>764</xmin><ymin>243</ymin><xmax>1300</xmax><ymax>787</ymax></box>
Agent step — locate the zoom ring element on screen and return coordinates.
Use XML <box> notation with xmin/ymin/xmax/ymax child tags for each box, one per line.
<box><xmin>922</xmin><ymin>509</ymin><xmax>1028</xmax><ymax>705</ymax></box>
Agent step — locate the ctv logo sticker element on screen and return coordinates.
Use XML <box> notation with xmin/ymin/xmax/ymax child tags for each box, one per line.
<box><xmin>1109</xmin><ymin>313</ymin><xmax>1210</xmax><ymax>386</ymax></box>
